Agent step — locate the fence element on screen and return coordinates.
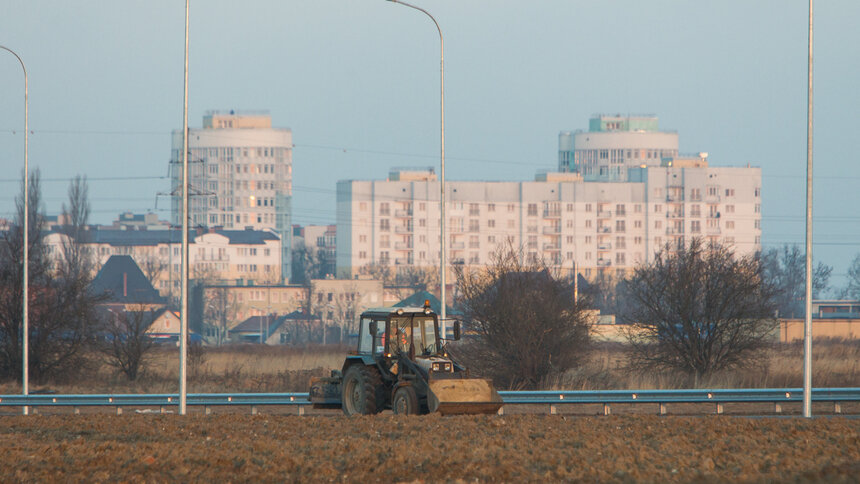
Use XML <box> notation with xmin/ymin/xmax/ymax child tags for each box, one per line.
<box><xmin>2</xmin><ymin>388</ymin><xmax>858</xmax><ymax>415</ymax></box>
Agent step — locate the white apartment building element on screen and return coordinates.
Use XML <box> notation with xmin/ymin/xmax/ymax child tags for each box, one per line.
<box><xmin>337</xmin><ymin>162</ymin><xmax>761</xmax><ymax>280</ymax></box>
<box><xmin>44</xmin><ymin>227</ymin><xmax>282</xmax><ymax>300</ymax></box>
<box><xmin>170</xmin><ymin>110</ymin><xmax>293</xmax><ymax>280</ymax></box>
<box><xmin>559</xmin><ymin>114</ymin><xmax>679</xmax><ymax>181</ymax></box>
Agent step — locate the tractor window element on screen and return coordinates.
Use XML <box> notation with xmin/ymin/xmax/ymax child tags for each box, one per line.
<box><xmin>391</xmin><ymin>316</ymin><xmax>412</xmax><ymax>355</ymax></box>
<box><xmin>416</xmin><ymin>317</ymin><xmax>437</xmax><ymax>354</ymax></box>
<box><xmin>358</xmin><ymin>317</ymin><xmax>385</xmax><ymax>355</ymax></box>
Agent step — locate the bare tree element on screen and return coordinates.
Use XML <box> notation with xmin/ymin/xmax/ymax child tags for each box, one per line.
<box><xmin>762</xmin><ymin>244</ymin><xmax>832</xmax><ymax>318</ymax></box>
<box><xmin>98</xmin><ymin>305</ymin><xmax>157</xmax><ymax>381</ymax></box>
<box><xmin>454</xmin><ymin>242</ymin><xmax>592</xmax><ymax>389</ymax></box>
<box><xmin>0</xmin><ymin>171</ymin><xmax>103</xmax><ymax>382</ymax></box>
<box><xmin>844</xmin><ymin>254</ymin><xmax>860</xmax><ymax>300</ymax></box>
<box><xmin>138</xmin><ymin>253</ymin><xmax>165</xmax><ymax>292</ymax></box>
<box><xmin>621</xmin><ymin>238</ymin><xmax>779</xmax><ymax>379</ymax></box>
<box><xmin>291</xmin><ymin>241</ymin><xmax>324</xmax><ymax>285</ymax></box>
<box><xmin>204</xmin><ymin>286</ymin><xmax>238</xmax><ymax>346</ymax></box>
<box><xmin>358</xmin><ymin>260</ymin><xmax>395</xmax><ymax>286</ymax></box>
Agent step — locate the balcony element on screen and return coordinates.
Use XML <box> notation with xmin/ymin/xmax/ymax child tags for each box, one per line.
<box><xmin>395</xmin><ymin>225</ymin><xmax>413</xmax><ymax>233</ymax></box>
<box><xmin>667</xmin><ymin>211</ymin><xmax>685</xmax><ymax>218</ymax></box>
<box><xmin>543</xmin><ymin>244</ymin><xmax>560</xmax><ymax>251</ymax></box>
<box><xmin>597</xmin><ymin>243</ymin><xmax>612</xmax><ymax>251</ymax></box>
<box><xmin>666</xmin><ymin>227</ymin><xmax>685</xmax><ymax>235</ymax></box>
<box><xmin>598</xmin><ymin>226</ymin><xmax>612</xmax><ymax>233</ymax></box>
<box><xmin>394</xmin><ymin>209</ymin><xmax>413</xmax><ymax>218</ymax></box>
<box><xmin>705</xmin><ymin>195</ymin><xmax>721</xmax><ymax>203</ymax></box>
<box><xmin>394</xmin><ymin>242</ymin><xmax>412</xmax><ymax>250</ymax></box>
<box><xmin>666</xmin><ymin>193</ymin><xmax>684</xmax><ymax>202</ymax></box>
<box><xmin>596</xmin><ymin>211</ymin><xmax>612</xmax><ymax>218</ymax></box>
<box><xmin>543</xmin><ymin>226</ymin><xmax>561</xmax><ymax>235</ymax></box>
<box><xmin>449</xmin><ymin>242</ymin><xmax>465</xmax><ymax>249</ymax></box>
<box><xmin>542</xmin><ymin>210</ymin><xmax>561</xmax><ymax>218</ymax></box>
<box><xmin>706</xmin><ymin>227</ymin><xmax>721</xmax><ymax>235</ymax></box>
<box><xmin>395</xmin><ymin>257</ymin><xmax>412</xmax><ymax>265</ymax></box>
<box><xmin>596</xmin><ymin>259</ymin><xmax>612</xmax><ymax>267</ymax></box>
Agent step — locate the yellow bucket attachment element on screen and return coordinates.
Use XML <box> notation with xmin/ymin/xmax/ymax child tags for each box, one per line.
<box><xmin>427</xmin><ymin>378</ymin><xmax>503</xmax><ymax>415</ymax></box>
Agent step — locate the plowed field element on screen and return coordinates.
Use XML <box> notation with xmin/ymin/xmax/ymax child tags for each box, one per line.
<box><xmin>1</xmin><ymin>414</ymin><xmax>858</xmax><ymax>483</ymax></box>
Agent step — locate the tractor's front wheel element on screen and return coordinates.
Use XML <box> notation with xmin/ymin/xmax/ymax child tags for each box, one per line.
<box><xmin>342</xmin><ymin>365</ymin><xmax>383</xmax><ymax>416</ymax></box>
<box><xmin>392</xmin><ymin>385</ymin><xmax>419</xmax><ymax>415</ymax></box>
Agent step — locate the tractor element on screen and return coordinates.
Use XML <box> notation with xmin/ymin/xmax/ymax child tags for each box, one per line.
<box><xmin>309</xmin><ymin>301</ymin><xmax>502</xmax><ymax>415</ymax></box>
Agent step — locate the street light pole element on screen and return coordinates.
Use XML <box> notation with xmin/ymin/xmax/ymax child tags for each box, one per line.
<box><xmin>803</xmin><ymin>0</ymin><xmax>814</xmax><ymax>419</ymax></box>
<box><xmin>1</xmin><ymin>45</ymin><xmax>29</xmax><ymax>416</ymax></box>
<box><xmin>386</xmin><ymin>0</ymin><xmax>446</xmax><ymax>337</ymax></box>
<box><xmin>179</xmin><ymin>0</ymin><xmax>190</xmax><ymax>416</ymax></box>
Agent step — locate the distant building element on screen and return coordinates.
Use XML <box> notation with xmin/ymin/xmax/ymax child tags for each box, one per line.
<box><xmin>558</xmin><ymin>114</ymin><xmax>679</xmax><ymax>181</ymax></box>
<box><xmin>109</xmin><ymin>212</ymin><xmax>171</xmax><ymax>231</ymax></box>
<box><xmin>45</xmin><ymin>226</ymin><xmax>282</xmax><ymax>300</ymax></box>
<box><xmin>292</xmin><ymin>224</ymin><xmax>336</xmax><ymax>278</ymax></box>
<box><xmin>336</xmin><ymin>163</ymin><xmax>761</xmax><ymax>280</ymax></box>
<box><xmin>170</xmin><ymin>111</ymin><xmax>293</xmax><ymax>281</ymax></box>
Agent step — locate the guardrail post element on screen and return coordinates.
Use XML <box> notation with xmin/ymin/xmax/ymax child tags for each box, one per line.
<box><xmin>298</xmin><ymin>406</ymin><xmax>305</xmax><ymax>416</ymax></box>
<box><xmin>774</xmin><ymin>403</ymin><xmax>782</xmax><ymax>414</ymax></box>
<box><xmin>74</xmin><ymin>406</ymin><xmax>80</xmax><ymax>415</ymax></box>
<box><xmin>550</xmin><ymin>404</ymin><xmax>557</xmax><ymax>415</ymax></box>
<box><xmin>659</xmin><ymin>403</ymin><xmax>667</xmax><ymax>415</ymax></box>
<box><xmin>497</xmin><ymin>406</ymin><xmax>504</xmax><ymax>416</ymax></box>
<box><xmin>205</xmin><ymin>405</ymin><xmax>211</xmax><ymax>415</ymax></box>
<box><xmin>251</xmin><ymin>405</ymin><xmax>257</xmax><ymax>416</ymax></box>
<box><xmin>715</xmin><ymin>403</ymin><xmax>723</xmax><ymax>415</ymax></box>
<box><xmin>116</xmin><ymin>407</ymin><xmax>122</xmax><ymax>416</ymax></box>
<box><xmin>834</xmin><ymin>402</ymin><xmax>841</xmax><ymax>414</ymax></box>
<box><xmin>603</xmin><ymin>403</ymin><xmax>611</xmax><ymax>416</ymax></box>
<box><xmin>31</xmin><ymin>406</ymin><xmax>37</xmax><ymax>415</ymax></box>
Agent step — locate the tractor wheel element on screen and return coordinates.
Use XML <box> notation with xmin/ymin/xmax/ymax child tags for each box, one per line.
<box><xmin>392</xmin><ymin>385</ymin><xmax>419</xmax><ymax>415</ymax></box>
<box><xmin>342</xmin><ymin>365</ymin><xmax>383</xmax><ymax>416</ymax></box>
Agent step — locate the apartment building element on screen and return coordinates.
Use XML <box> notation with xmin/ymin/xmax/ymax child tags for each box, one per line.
<box><xmin>292</xmin><ymin>224</ymin><xmax>337</xmax><ymax>278</ymax></box>
<box><xmin>169</xmin><ymin>110</ymin><xmax>293</xmax><ymax>280</ymax></box>
<box><xmin>560</xmin><ymin>114</ymin><xmax>684</xmax><ymax>181</ymax></box>
<box><xmin>44</xmin><ymin>227</ymin><xmax>282</xmax><ymax>300</ymax></box>
<box><xmin>336</xmin><ymin>161</ymin><xmax>761</xmax><ymax>280</ymax></box>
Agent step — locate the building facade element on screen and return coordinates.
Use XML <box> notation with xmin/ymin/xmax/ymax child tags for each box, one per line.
<box><xmin>337</xmin><ymin>163</ymin><xmax>761</xmax><ymax>280</ymax></box>
<box><xmin>169</xmin><ymin>111</ymin><xmax>293</xmax><ymax>280</ymax></box>
<box><xmin>44</xmin><ymin>227</ymin><xmax>282</xmax><ymax>300</ymax></box>
<box><xmin>559</xmin><ymin>114</ymin><xmax>679</xmax><ymax>181</ymax></box>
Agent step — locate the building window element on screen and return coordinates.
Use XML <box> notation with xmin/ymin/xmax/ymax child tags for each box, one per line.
<box><xmin>527</xmin><ymin>204</ymin><xmax>538</xmax><ymax>216</ymax></box>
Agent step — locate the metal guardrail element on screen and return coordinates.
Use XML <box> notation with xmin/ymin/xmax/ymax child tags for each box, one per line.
<box><xmin>1</xmin><ymin>388</ymin><xmax>857</xmax><ymax>415</ymax></box>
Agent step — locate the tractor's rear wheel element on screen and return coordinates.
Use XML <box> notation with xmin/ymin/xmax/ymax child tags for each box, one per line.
<box><xmin>392</xmin><ymin>385</ymin><xmax>419</xmax><ymax>415</ymax></box>
<box><xmin>342</xmin><ymin>365</ymin><xmax>383</xmax><ymax>416</ymax></box>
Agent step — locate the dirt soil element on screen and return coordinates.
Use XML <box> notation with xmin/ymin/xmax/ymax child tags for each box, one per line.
<box><xmin>1</xmin><ymin>414</ymin><xmax>858</xmax><ymax>483</ymax></box>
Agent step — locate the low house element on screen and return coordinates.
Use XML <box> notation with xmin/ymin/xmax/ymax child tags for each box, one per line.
<box><xmin>91</xmin><ymin>255</ymin><xmax>167</xmax><ymax>312</ymax></box>
<box><xmin>229</xmin><ymin>311</ymin><xmax>322</xmax><ymax>345</ymax></box>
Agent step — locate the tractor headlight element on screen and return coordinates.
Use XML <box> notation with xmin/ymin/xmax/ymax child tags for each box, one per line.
<box><xmin>443</xmin><ymin>363</ymin><xmax>452</xmax><ymax>372</ymax></box>
<box><xmin>432</xmin><ymin>362</ymin><xmax>453</xmax><ymax>372</ymax></box>
<box><xmin>432</xmin><ymin>362</ymin><xmax>441</xmax><ymax>372</ymax></box>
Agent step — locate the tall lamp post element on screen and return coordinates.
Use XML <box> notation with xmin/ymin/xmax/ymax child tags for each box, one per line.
<box><xmin>179</xmin><ymin>0</ymin><xmax>190</xmax><ymax>415</ymax></box>
<box><xmin>1</xmin><ymin>45</ymin><xmax>29</xmax><ymax>415</ymax></box>
<box><xmin>386</xmin><ymin>0</ymin><xmax>447</xmax><ymax>336</ymax></box>
<box><xmin>802</xmin><ymin>0</ymin><xmax>814</xmax><ymax>419</ymax></box>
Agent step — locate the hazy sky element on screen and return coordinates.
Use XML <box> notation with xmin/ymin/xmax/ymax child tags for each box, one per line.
<box><xmin>2</xmin><ymin>1</ymin><xmax>859</xmax><ymax>289</ymax></box>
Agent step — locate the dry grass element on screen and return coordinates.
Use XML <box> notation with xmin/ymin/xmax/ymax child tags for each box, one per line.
<box><xmin>0</xmin><ymin>344</ymin><xmax>350</xmax><ymax>395</ymax></box>
<box><xmin>548</xmin><ymin>339</ymin><xmax>860</xmax><ymax>390</ymax></box>
<box><xmin>0</xmin><ymin>340</ymin><xmax>856</xmax><ymax>395</ymax></box>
